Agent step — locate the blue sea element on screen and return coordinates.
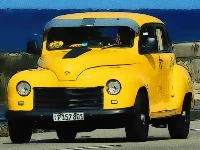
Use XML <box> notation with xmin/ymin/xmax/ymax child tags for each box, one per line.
<box><xmin>0</xmin><ymin>9</ymin><xmax>200</xmax><ymax>52</ymax></box>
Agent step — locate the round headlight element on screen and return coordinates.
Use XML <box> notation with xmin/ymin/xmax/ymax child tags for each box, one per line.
<box><xmin>106</xmin><ymin>79</ymin><xmax>121</xmax><ymax>95</ymax></box>
<box><xmin>16</xmin><ymin>81</ymin><xmax>31</xmax><ymax>96</ymax></box>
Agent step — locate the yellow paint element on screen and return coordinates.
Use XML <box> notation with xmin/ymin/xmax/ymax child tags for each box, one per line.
<box><xmin>7</xmin><ymin>12</ymin><xmax>194</xmax><ymax>120</ymax></box>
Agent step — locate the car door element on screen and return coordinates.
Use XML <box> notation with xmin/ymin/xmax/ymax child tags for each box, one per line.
<box><xmin>154</xmin><ymin>23</ymin><xmax>175</xmax><ymax>110</ymax></box>
<box><xmin>139</xmin><ymin>23</ymin><xmax>162</xmax><ymax>109</ymax></box>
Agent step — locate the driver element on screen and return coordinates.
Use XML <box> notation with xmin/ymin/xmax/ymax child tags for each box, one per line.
<box><xmin>116</xmin><ymin>27</ymin><xmax>134</xmax><ymax>47</ymax></box>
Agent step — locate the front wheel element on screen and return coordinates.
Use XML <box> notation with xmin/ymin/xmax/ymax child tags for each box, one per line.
<box><xmin>8</xmin><ymin>120</ymin><xmax>32</xmax><ymax>143</ymax></box>
<box><xmin>168</xmin><ymin>95</ymin><xmax>191</xmax><ymax>139</ymax></box>
<box><xmin>125</xmin><ymin>91</ymin><xmax>149</xmax><ymax>142</ymax></box>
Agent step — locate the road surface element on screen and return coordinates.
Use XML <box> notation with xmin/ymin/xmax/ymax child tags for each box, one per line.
<box><xmin>1</xmin><ymin>121</ymin><xmax>200</xmax><ymax>150</ymax></box>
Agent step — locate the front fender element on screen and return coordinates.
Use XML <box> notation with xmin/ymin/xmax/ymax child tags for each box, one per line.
<box><xmin>171</xmin><ymin>64</ymin><xmax>194</xmax><ymax>112</ymax></box>
<box><xmin>7</xmin><ymin>68</ymin><xmax>58</xmax><ymax>110</ymax></box>
<box><xmin>77</xmin><ymin>65</ymin><xmax>147</xmax><ymax>109</ymax></box>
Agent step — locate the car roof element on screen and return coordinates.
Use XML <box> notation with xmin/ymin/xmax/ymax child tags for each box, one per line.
<box><xmin>53</xmin><ymin>12</ymin><xmax>164</xmax><ymax>27</ymax></box>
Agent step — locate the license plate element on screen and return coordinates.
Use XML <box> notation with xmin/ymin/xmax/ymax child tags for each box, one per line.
<box><xmin>53</xmin><ymin>112</ymin><xmax>84</xmax><ymax>122</ymax></box>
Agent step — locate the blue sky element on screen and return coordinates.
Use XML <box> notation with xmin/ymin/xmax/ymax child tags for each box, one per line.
<box><xmin>0</xmin><ymin>0</ymin><xmax>200</xmax><ymax>9</ymax></box>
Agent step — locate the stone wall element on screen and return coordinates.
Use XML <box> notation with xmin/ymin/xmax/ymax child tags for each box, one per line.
<box><xmin>0</xmin><ymin>53</ymin><xmax>39</xmax><ymax>104</ymax></box>
<box><xmin>173</xmin><ymin>42</ymin><xmax>200</xmax><ymax>83</ymax></box>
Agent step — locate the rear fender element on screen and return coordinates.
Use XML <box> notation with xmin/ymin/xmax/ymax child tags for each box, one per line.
<box><xmin>170</xmin><ymin>65</ymin><xmax>194</xmax><ymax>113</ymax></box>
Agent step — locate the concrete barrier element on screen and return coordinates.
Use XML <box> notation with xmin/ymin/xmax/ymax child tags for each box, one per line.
<box><xmin>191</xmin><ymin>59</ymin><xmax>200</xmax><ymax>82</ymax></box>
<box><xmin>173</xmin><ymin>42</ymin><xmax>200</xmax><ymax>83</ymax></box>
<box><xmin>194</xmin><ymin>42</ymin><xmax>200</xmax><ymax>57</ymax></box>
<box><xmin>173</xmin><ymin>43</ymin><xmax>197</xmax><ymax>58</ymax></box>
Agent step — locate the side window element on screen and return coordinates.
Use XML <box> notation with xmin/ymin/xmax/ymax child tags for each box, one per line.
<box><xmin>155</xmin><ymin>25</ymin><xmax>170</xmax><ymax>52</ymax></box>
<box><xmin>165</xmin><ymin>29</ymin><xmax>173</xmax><ymax>52</ymax></box>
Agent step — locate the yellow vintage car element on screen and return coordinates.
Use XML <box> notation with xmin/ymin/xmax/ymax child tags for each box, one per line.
<box><xmin>5</xmin><ymin>12</ymin><xmax>194</xmax><ymax>143</ymax></box>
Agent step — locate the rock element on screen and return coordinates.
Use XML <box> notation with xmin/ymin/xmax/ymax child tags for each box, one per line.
<box><xmin>0</xmin><ymin>125</ymin><xmax>9</xmax><ymax>137</ymax></box>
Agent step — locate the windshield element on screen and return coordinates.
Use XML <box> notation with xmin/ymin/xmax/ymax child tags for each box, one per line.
<box><xmin>46</xmin><ymin>26</ymin><xmax>135</xmax><ymax>50</ymax></box>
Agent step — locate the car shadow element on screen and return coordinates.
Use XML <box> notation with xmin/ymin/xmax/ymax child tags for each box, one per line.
<box><xmin>3</xmin><ymin>136</ymin><xmax>171</xmax><ymax>144</ymax></box>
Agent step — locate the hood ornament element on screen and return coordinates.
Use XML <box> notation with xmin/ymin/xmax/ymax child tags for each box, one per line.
<box><xmin>65</xmin><ymin>71</ymin><xmax>70</xmax><ymax>75</ymax></box>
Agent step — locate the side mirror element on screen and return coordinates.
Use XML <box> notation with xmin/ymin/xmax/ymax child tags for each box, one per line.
<box><xmin>27</xmin><ymin>40</ymin><xmax>41</xmax><ymax>55</ymax></box>
<box><xmin>140</xmin><ymin>37</ymin><xmax>158</xmax><ymax>54</ymax></box>
<box><xmin>144</xmin><ymin>37</ymin><xmax>157</xmax><ymax>48</ymax></box>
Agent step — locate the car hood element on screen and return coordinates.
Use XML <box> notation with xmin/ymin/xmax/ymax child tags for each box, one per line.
<box><xmin>38</xmin><ymin>48</ymin><xmax>136</xmax><ymax>81</ymax></box>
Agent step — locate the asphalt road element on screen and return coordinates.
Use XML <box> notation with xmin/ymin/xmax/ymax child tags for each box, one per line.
<box><xmin>1</xmin><ymin>121</ymin><xmax>200</xmax><ymax>150</ymax></box>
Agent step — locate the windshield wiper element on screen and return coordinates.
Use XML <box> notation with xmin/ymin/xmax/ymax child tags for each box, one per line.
<box><xmin>101</xmin><ymin>44</ymin><xmax>122</xmax><ymax>50</ymax></box>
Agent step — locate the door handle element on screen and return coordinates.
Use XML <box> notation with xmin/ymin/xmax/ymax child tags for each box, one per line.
<box><xmin>159</xmin><ymin>58</ymin><xmax>163</xmax><ymax>69</ymax></box>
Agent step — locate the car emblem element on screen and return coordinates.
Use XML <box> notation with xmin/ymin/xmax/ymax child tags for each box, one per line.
<box><xmin>65</xmin><ymin>71</ymin><xmax>70</xmax><ymax>75</ymax></box>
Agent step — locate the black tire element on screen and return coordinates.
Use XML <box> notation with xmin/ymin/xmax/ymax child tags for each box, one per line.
<box><xmin>56</xmin><ymin>128</ymin><xmax>77</xmax><ymax>143</ymax></box>
<box><xmin>125</xmin><ymin>90</ymin><xmax>149</xmax><ymax>142</ymax></box>
<box><xmin>8</xmin><ymin>120</ymin><xmax>32</xmax><ymax>143</ymax></box>
<box><xmin>168</xmin><ymin>94</ymin><xmax>191</xmax><ymax>139</ymax></box>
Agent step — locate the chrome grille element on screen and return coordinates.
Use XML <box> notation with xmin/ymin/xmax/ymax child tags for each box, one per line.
<box><xmin>33</xmin><ymin>87</ymin><xmax>104</xmax><ymax>109</ymax></box>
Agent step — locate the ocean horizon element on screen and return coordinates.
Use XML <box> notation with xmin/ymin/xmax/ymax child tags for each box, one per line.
<box><xmin>0</xmin><ymin>9</ymin><xmax>200</xmax><ymax>53</ymax></box>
